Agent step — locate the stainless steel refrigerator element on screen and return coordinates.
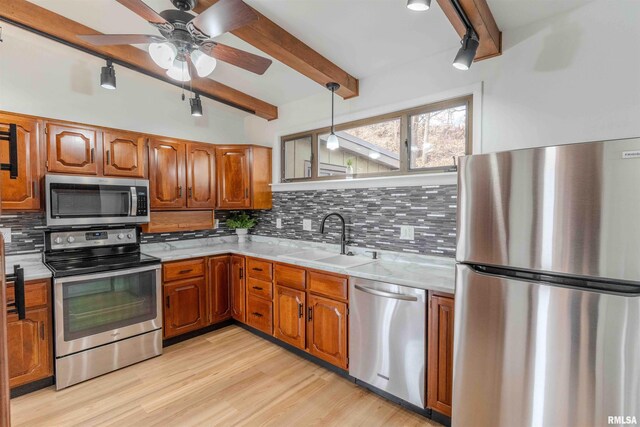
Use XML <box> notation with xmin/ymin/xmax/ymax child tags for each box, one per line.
<box><xmin>453</xmin><ymin>138</ymin><xmax>640</xmax><ymax>427</ymax></box>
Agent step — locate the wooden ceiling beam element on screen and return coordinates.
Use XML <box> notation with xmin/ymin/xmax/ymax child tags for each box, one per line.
<box><xmin>0</xmin><ymin>0</ymin><xmax>278</xmax><ymax>120</ymax></box>
<box><xmin>436</xmin><ymin>0</ymin><xmax>502</xmax><ymax>61</ymax></box>
<box><xmin>194</xmin><ymin>1</ymin><xmax>359</xmax><ymax>99</ymax></box>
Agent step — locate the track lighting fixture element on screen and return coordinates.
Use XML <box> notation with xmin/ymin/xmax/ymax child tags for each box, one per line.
<box><xmin>452</xmin><ymin>29</ymin><xmax>479</xmax><ymax>70</ymax></box>
<box><xmin>190</xmin><ymin>93</ymin><xmax>203</xmax><ymax>117</ymax></box>
<box><xmin>406</xmin><ymin>0</ymin><xmax>431</xmax><ymax>11</ymax></box>
<box><xmin>100</xmin><ymin>59</ymin><xmax>116</xmax><ymax>90</ymax></box>
<box><xmin>326</xmin><ymin>82</ymin><xmax>340</xmax><ymax>151</ymax></box>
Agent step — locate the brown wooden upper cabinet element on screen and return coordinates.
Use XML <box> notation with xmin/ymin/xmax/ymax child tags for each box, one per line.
<box><xmin>187</xmin><ymin>143</ymin><xmax>216</xmax><ymax>209</ymax></box>
<box><xmin>0</xmin><ymin>113</ymin><xmax>41</xmax><ymax>211</ymax></box>
<box><xmin>45</xmin><ymin>122</ymin><xmax>99</xmax><ymax>175</ymax></box>
<box><xmin>148</xmin><ymin>137</ymin><xmax>186</xmax><ymax>209</ymax></box>
<box><xmin>103</xmin><ymin>131</ymin><xmax>146</xmax><ymax>178</ymax></box>
<box><xmin>216</xmin><ymin>146</ymin><xmax>272</xmax><ymax>210</ymax></box>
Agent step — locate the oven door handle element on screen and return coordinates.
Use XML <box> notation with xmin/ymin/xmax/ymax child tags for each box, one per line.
<box><xmin>130</xmin><ymin>187</ymin><xmax>138</xmax><ymax>217</ymax></box>
<box><xmin>54</xmin><ymin>264</ymin><xmax>161</xmax><ymax>285</ymax></box>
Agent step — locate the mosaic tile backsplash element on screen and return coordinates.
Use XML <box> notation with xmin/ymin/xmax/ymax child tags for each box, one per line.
<box><xmin>2</xmin><ymin>185</ymin><xmax>458</xmax><ymax>258</ymax></box>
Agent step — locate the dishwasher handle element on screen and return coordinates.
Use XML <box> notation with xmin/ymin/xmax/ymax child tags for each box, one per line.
<box><xmin>354</xmin><ymin>284</ymin><xmax>419</xmax><ymax>301</ymax></box>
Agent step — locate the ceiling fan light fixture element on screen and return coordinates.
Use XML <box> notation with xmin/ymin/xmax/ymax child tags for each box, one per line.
<box><xmin>167</xmin><ymin>58</ymin><xmax>191</xmax><ymax>82</ymax></box>
<box><xmin>149</xmin><ymin>42</ymin><xmax>177</xmax><ymax>70</ymax></box>
<box><xmin>100</xmin><ymin>59</ymin><xmax>116</xmax><ymax>90</ymax></box>
<box><xmin>407</xmin><ymin>0</ymin><xmax>431</xmax><ymax>11</ymax></box>
<box><xmin>190</xmin><ymin>93</ymin><xmax>203</xmax><ymax>117</ymax></box>
<box><xmin>191</xmin><ymin>50</ymin><xmax>218</xmax><ymax>78</ymax></box>
<box><xmin>453</xmin><ymin>30</ymin><xmax>479</xmax><ymax>70</ymax></box>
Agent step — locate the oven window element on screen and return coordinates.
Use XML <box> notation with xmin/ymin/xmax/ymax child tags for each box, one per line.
<box><xmin>50</xmin><ymin>184</ymin><xmax>131</xmax><ymax>218</ymax></box>
<box><xmin>62</xmin><ymin>269</ymin><xmax>157</xmax><ymax>341</ymax></box>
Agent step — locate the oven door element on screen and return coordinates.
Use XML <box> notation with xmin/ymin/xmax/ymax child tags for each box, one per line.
<box><xmin>54</xmin><ymin>264</ymin><xmax>161</xmax><ymax>357</ymax></box>
<box><xmin>45</xmin><ymin>175</ymin><xmax>149</xmax><ymax>227</ymax></box>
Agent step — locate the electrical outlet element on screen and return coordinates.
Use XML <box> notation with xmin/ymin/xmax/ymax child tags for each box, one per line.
<box><xmin>303</xmin><ymin>219</ymin><xmax>312</xmax><ymax>231</ymax></box>
<box><xmin>0</xmin><ymin>228</ymin><xmax>11</xmax><ymax>243</ymax></box>
<box><xmin>276</xmin><ymin>218</ymin><xmax>282</xmax><ymax>229</ymax></box>
<box><xmin>400</xmin><ymin>225</ymin><xmax>414</xmax><ymax>241</ymax></box>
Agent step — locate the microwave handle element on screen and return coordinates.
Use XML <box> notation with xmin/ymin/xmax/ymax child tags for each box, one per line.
<box><xmin>130</xmin><ymin>187</ymin><xmax>138</xmax><ymax>216</ymax></box>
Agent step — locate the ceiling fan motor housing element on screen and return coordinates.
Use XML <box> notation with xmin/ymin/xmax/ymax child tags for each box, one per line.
<box><xmin>171</xmin><ymin>0</ymin><xmax>197</xmax><ymax>11</ymax></box>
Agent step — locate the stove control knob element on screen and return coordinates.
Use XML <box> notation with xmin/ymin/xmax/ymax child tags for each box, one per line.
<box><xmin>67</xmin><ymin>236</ymin><xmax>75</xmax><ymax>243</ymax></box>
<box><xmin>127</xmin><ymin>233</ymin><xmax>133</xmax><ymax>239</ymax></box>
<box><xmin>117</xmin><ymin>233</ymin><xmax>125</xmax><ymax>240</ymax></box>
<box><xmin>54</xmin><ymin>237</ymin><xmax>63</xmax><ymax>244</ymax></box>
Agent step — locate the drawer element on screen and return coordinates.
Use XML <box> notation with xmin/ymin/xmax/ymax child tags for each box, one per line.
<box><xmin>246</xmin><ymin>294</ymin><xmax>273</xmax><ymax>335</ymax></box>
<box><xmin>274</xmin><ymin>264</ymin><xmax>306</xmax><ymax>290</ymax></box>
<box><xmin>7</xmin><ymin>280</ymin><xmax>50</xmax><ymax>309</ymax></box>
<box><xmin>247</xmin><ymin>258</ymin><xmax>273</xmax><ymax>281</ymax></box>
<box><xmin>308</xmin><ymin>271</ymin><xmax>348</xmax><ymax>301</ymax></box>
<box><xmin>247</xmin><ymin>277</ymin><xmax>273</xmax><ymax>299</ymax></box>
<box><xmin>163</xmin><ymin>258</ymin><xmax>205</xmax><ymax>282</ymax></box>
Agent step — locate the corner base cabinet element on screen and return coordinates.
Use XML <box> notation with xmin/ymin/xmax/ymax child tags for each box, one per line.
<box><xmin>427</xmin><ymin>292</ymin><xmax>454</xmax><ymax>417</ymax></box>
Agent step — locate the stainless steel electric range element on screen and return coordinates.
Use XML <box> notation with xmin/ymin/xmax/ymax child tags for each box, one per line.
<box><xmin>43</xmin><ymin>227</ymin><xmax>162</xmax><ymax>390</ymax></box>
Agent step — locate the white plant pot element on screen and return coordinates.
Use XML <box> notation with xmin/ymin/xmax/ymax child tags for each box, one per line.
<box><xmin>235</xmin><ymin>228</ymin><xmax>249</xmax><ymax>243</ymax></box>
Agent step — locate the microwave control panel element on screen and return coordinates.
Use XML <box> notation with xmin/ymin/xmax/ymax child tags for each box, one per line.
<box><xmin>136</xmin><ymin>188</ymin><xmax>148</xmax><ymax>216</ymax></box>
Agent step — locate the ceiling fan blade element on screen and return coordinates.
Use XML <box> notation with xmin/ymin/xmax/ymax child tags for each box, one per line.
<box><xmin>77</xmin><ymin>34</ymin><xmax>166</xmax><ymax>46</ymax></box>
<box><xmin>200</xmin><ymin>43</ymin><xmax>272</xmax><ymax>75</ymax></box>
<box><xmin>189</xmin><ymin>0</ymin><xmax>257</xmax><ymax>39</ymax></box>
<box><xmin>116</xmin><ymin>0</ymin><xmax>174</xmax><ymax>32</ymax></box>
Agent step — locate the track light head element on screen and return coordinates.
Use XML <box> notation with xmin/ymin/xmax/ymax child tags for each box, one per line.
<box><xmin>407</xmin><ymin>0</ymin><xmax>431</xmax><ymax>11</ymax></box>
<box><xmin>453</xmin><ymin>31</ymin><xmax>479</xmax><ymax>70</ymax></box>
<box><xmin>100</xmin><ymin>59</ymin><xmax>116</xmax><ymax>89</ymax></box>
<box><xmin>190</xmin><ymin>93</ymin><xmax>203</xmax><ymax>117</ymax></box>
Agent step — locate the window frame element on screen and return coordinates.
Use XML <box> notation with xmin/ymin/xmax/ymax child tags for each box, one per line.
<box><xmin>280</xmin><ymin>95</ymin><xmax>472</xmax><ymax>183</ymax></box>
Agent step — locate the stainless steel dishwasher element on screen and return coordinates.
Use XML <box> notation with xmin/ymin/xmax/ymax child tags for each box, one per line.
<box><xmin>349</xmin><ymin>277</ymin><xmax>427</xmax><ymax>408</ymax></box>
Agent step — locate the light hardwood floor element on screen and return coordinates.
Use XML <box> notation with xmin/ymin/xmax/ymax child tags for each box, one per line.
<box><xmin>11</xmin><ymin>325</ymin><xmax>440</xmax><ymax>427</ymax></box>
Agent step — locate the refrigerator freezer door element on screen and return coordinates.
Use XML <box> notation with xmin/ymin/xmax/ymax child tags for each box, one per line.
<box><xmin>453</xmin><ymin>264</ymin><xmax>640</xmax><ymax>427</ymax></box>
<box><xmin>457</xmin><ymin>137</ymin><xmax>640</xmax><ymax>283</ymax></box>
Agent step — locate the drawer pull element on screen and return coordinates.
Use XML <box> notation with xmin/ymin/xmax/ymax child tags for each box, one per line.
<box><xmin>298</xmin><ymin>303</ymin><xmax>303</xmax><ymax>318</ymax></box>
<box><xmin>252</xmin><ymin>312</ymin><xmax>263</xmax><ymax>318</ymax></box>
<box><xmin>178</xmin><ymin>269</ymin><xmax>193</xmax><ymax>274</ymax></box>
<box><xmin>252</xmin><ymin>267</ymin><xmax>264</xmax><ymax>272</ymax></box>
<box><xmin>252</xmin><ymin>286</ymin><xmax>263</xmax><ymax>291</ymax></box>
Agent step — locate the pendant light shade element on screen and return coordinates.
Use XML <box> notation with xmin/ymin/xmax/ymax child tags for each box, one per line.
<box><xmin>326</xmin><ymin>82</ymin><xmax>341</xmax><ymax>151</ymax></box>
<box><xmin>407</xmin><ymin>0</ymin><xmax>430</xmax><ymax>11</ymax></box>
<box><xmin>190</xmin><ymin>94</ymin><xmax>203</xmax><ymax>117</ymax></box>
<box><xmin>100</xmin><ymin>60</ymin><xmax>116</xmax><ymax>90</ymax></box>
<box><xmin>149</xmin><ymin>42</ymin><xmax>177</xmax><ymax>70</ymax></box>
<box><xmin>167</xmin><ymin>58</ymin><xmax>190</xmax><ymax>82</ymax></box>
<box><xmin>453</xmin><ymin>31</ymin><xmax>479</xmax><ymax>70</ymax></box>
<box><xmin>191</xmin><ymin>50</ymin><xmax>218</xmax><ymax>78</ymax></box>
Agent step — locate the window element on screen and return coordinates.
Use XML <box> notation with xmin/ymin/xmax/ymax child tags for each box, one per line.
<box><xmin>281</xmin><ymin>95</ymin><xmax>471</xmax><ymax>182</ymax></box>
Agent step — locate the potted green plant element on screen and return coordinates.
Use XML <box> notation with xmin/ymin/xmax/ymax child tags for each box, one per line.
<box><xmin>226</xmin><ymin>212</ymin><xmax>256</xmax><ymax>243</ymax></box>
<box><xmin>345</xmin><ymin>158</ymin><xmax>354</xmax><ymax>179</ymax></box>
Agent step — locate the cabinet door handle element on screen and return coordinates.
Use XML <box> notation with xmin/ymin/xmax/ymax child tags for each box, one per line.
<box><xmin>90</xmin><ymin>147</ymin><xmax>95</xmax><ymax>163</ymax></box>
<box><xmin>166</xmin><ymin>296</ymin><xmax>171</xmax><ymax>309</ymax></box>
<box><xmin>239</xmin><ymin>267</ymin><xmax>243</xmax><ymax>279</ymax></box>
<box><xmin>32</xmin><ymin>180</ymin><xmax>38</xmax><ymax>197</ymax></box>
<box><xmin>178</xmin><ymin>269</ymin><xmax>193</xmax><ymax>275</ymax></box>
<box><xmin>188</xmin><ymin>187</ymin><xmax>193</xmax><ymax>198</ymax></box>
<box><xmin>40</xmin><ymin>322</ymin><xmax>45</xmax><ymax>341</ymax></box>
<box><xmin>177</xmin><ymin>186</ymin><xmax>183</xmax><ymax>198</ymax></box>
<box><xmin>252</xmin><ymin>286</ymin><xmax>263</xmax><ymax>291</ymax></box>
<box><xmin>106</xmin><ymin>150</ymin><xmax>110</xmax><ymax>165</ymax></box>
<box><xmin>307</xmin><ymin>307</ymin><xmax>313</xmax><ymax>321</ymax></box>
<box><xmin>298</xmin><ymin>303</ymin><xmax>304</xmax><ymax>318</ymax></box>
<box><xmin>252</xmin><ymin>312</ymin><xmax>263</xmax><ymax>318</ymax></box>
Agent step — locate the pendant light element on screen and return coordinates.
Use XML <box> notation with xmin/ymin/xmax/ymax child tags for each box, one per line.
<box><xmin>326</xmin><ymin>82</ymin><xmax>340</xmax><ymax>151</ymax></box>
<box><xmin>453</xmin><ymin>29</ymin><xmax>479</xmax><ymax>70</ymax></box>
<box><xmin>407</xmin><ymin>0</ymin><xmax>430</xmax><ymax>11</ymax></box>
<box><xmin>190</xmin><ymin>93</ymin><xmax>203</xmax><ymax>117</ymax></box>
<box><xmin>100</xmin><ymin>59</ymin><xmax>116</xmax><ymax>90</ymax></box>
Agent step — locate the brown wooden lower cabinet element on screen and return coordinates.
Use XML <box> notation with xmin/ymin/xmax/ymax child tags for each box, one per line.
<box><xmin>307</xmin><ymin>294</ymin><xmax>348</xmax><ymax>370</ymax></box>
<box><xmin>246</xmin><ymin>294</ymin><xmax>272</xmax><ymax>335</ymax></box>
<box><xmin>208</xmin><ymin>256</ymin><xmax>232</xmax><ymax>324</ymax></box>
<box><xmin>163</xmin><ymin>278</ymin><xmax>207</xmax><ymax>339</ymax></box>
<box><xmin>273</xmin><ymin>285</ymin><xmax>305</xmax><ymax>349</ymax></box>
<box><xmin>427</xmin><ymin>292</ymin><xmax>455</xmax><ymax>417</ymax></box>
<box><xmin>230</xmin><ymin>255</ymin><xmax>246</xmax><ymax>322</ymax></box>
<box><xmin>6</xmin><ymin>279</ymin><xmax>53</xmax><ymax>389</ymax></box>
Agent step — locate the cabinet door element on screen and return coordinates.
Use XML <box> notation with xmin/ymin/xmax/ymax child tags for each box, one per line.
<box><xmin>7</xmin><ymin>307</ymin><xmax>52</xmax><ymax>388</ymax></box>
<box><xmin>216</xmin><ymin>147</ymin><xmax>251</xmax><ymax>209</ymax></box>
<box><xmin>103</xmin><ymin>131</ymin><xmax>146</xmax><ymax>178</ymax></box>
<box><xmin>187</xmin><ymin>143</ymin><xmax>215</xmax><ymax>209</ymax></box>
<box><xmin>0</xmin><ymin>114</ymin><xmax>40</xmax><ymax>210</ymax></box>
<box><xmin>163</xmin><ymin>278</ymin><xmax>206</xmax><ymax>339</ymax></box>
<box><xmin>427</xmin><ymin>294</ymin><xmax>454</xmax><ymax>416</ymax></box>
<box><xmin>45</xmin><ymin>122</ymin><xmax>98</xmax><ymax>175</ymax></box>
<box><xmin>230</xmin><ymin>255</ymin><xmax>246</xmax><ymax>323</ymax></box>
<box><xmin>274</xmin><ymin>285</ymin><xmax>305</xmax><ymax>349</ymax></box>
<box><xmin>148</xmin><ymin>138</ymin><xmax>186</xmax><ymax>209</ymax></box>
<box><xmin>208</xmin><ymin>256</ymin><xmax>231</xmax><ymax>324</ymax></box>
<box><xmin>307</xmin><ymin>294</ymin><xmax>348</xmax><ymax>370</ymax></box>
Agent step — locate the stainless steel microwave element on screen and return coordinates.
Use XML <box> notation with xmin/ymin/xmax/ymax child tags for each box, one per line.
<box><xmin>45</xmin><ymin>175</ymin><xmax>150</xmax><ymax>227</ymax></box>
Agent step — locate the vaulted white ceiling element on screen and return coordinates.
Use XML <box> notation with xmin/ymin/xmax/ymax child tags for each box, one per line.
<box><xmin>29</xmin><ymin>0</ymin><xmax>593</xmax><ymax>109</ymax></box>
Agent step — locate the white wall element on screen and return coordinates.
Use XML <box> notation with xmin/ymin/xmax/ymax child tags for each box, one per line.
<box><xmin>0</xmin><ymin>23</ymin><xmax>248</xmax><ymax>144</ymax></box>
<box><xmin>245</xmin><ymin>0</ymin><xmax>640</xmax><ymax>179</ymax></box>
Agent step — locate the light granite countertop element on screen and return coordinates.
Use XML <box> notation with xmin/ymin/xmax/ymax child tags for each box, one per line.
<box><xmin>142</xmin><ymin>236</ymin><xmax>456</xmax><ymax>294</ymax></box>
<box><xmin>4</xmin><ymin>253</ymin><xmax>51</xmax><ymax>281</ymax></box>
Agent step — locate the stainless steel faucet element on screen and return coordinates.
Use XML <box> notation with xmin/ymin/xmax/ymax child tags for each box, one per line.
<box><xmin>319</xmin><ymin>212</ymin><xmax>347</xmax><ymax>255</ymax></box>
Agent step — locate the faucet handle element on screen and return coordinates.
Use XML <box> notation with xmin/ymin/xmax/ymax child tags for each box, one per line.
<box><xmin>365</xmin><ymin>250</ymin><xmax>379</xmax><ymax>260</ymax></box>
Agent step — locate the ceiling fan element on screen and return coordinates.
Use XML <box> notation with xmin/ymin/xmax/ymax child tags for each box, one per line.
<box><xmin>77</xmin><ymin>0</ymin><xmax>273</xmax><ymax>82</ymax></box>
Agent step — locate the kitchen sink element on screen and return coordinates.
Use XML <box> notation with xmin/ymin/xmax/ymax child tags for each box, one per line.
<box><xmin>309</xmin><ymin>254</ymin><xmax>374</xmax><ymax>269</ymax></box>
<box><xmin>278</xmin><ymin>249</ymin><xmax>336</xmax><ymax>262</ymax></box>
